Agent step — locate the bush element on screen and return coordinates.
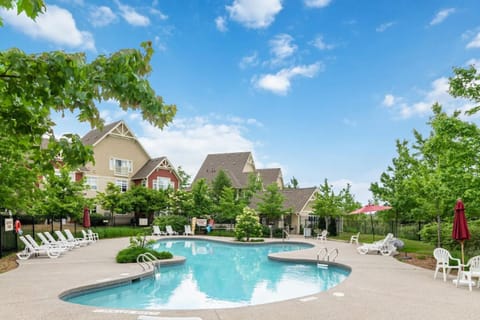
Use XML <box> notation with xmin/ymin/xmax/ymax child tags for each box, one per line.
<box><xmin>234</xmin><ymin>207</ymin><xmax>263</xmax><ymax>241</ymax></box>
<box><xmin>153</xmin><ymin>215</ymin><xmax>188</xmax><ymax>234</ymax></box>
<box><xmin>116</xmin><ymin>247</ymin><xmax>172</xmax><ymax>263</ymax></box>
<box><xmin>90</xmin><ymin>226</ymin><xmax>150</xmax><ymax>239</ymax></box>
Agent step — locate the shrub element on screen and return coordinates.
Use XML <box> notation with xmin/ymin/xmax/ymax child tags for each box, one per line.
<box><xmin>234</xmin><ymin>207</ymin><xmax>263</xmax><ymax>241</ymax></box>
<box><xmin>116</xmin><ymin>247</ymin><xmax>172</xmax><ymax>263</ymax></box>
<box><xmin>153</xmin><ymin>215</ymin><xmax>188</xmax><ymax>234</ymax></box>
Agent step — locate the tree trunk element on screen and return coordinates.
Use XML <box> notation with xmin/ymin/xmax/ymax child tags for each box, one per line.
<box><xmin>437</xmin><ymin>214</ymin><xmax>441</xmax><ymax>248</ymax></box>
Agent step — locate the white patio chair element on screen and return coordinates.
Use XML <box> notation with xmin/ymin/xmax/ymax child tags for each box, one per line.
<box><xmin>350</xmin><ymin>232</ymin><xmax>360</xmax><ymax>245</ymax></box>
<box><xmin>45</xmin><ymin>231</ymin><xmax>78</xmax><ymax>249</ymax></box>
<box><xmin>79</xmin><ymin>230</ymin><xmax>96</xmax><ymax>244</ymax></box>
<box><xmin>456</xmin><ymin>255</ymin><xmax>480</xmax><ymax>291</ymax></box>
<box><xmin>433</xmin><ymin>248</ymin><xmax>461</xmax><ymax>282</ymax></box>
<box><xmin>317</xmin><ymin>230</ymin><xmax>328</xmax><ymax>242</ymax></box>
<box><xmin>166</xmin><ymin>225</ymin><xmax>178</xmax><ymax>236</ymax></box>
<box><xmin>357</xmin><ymin>233</ymin><xmax>396</xmax><ymax>256</ymax></box>
<box><xmin>184</xmin><ymin>225</ymin><xmax>194</xmax><ymax>236</ymax></box>
<box><xmin>37</xmin><ymin>232</ymin><xmax>70</xmax><ymax>251</ymax></box>
<box><xmin>18</xmin><ymin>235</ymin><xmax>62</xmax><ymax>259</ymax></box>
<box><xmin>87</xmin><ymin>229</ymin><xmax>99</xmax><ymax>241</ymax></box>
<box><xmin>152</xmin><ymin>225</ymin><xmax>166</xmax><ymax>236</ymax></box>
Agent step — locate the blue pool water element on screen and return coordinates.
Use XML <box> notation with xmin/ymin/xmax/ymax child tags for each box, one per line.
<box><xmin>65</xmin><ymin>239</ymin><xmax>350</xmax><ymax>310</ymax></box>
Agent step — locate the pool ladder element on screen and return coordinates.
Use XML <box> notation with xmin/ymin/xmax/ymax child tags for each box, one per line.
<box><xmin>316</xmin><ymin>247</ymin><xmax>339</xmax><ymax>268</ymax></box>
<box><xmin>137</xmin><ymin>252</ymin><xmax>160</xmax><ymax>275</ymax></box>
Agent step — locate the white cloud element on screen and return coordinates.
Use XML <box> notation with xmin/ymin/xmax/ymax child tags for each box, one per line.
<box><xmin>90</xmin><ymin>6</ymin><xmax>117</xmax><ymax>27</ymax></box>
<box><xmin>430</xmin><ymin>8</ymin><xmax>455</xmax><ymax>26</ymax></box>
<box><xmin>376</xmin><ymin>21</ymin><xmax>395</xmax><ymax>32</ymax></box>
<box><xmin>384</xmin><ymin>77</ymin><xmax>474</xmax><ymax>118</ymax></box>
<box><xmin>331</xmin><ymin>179</ymin><xmax>372</xmax><ymax>205</ymax></box>
<box><xmin>1</xmin><ymin>5</ymin><xmax>95</xmax><ymax>51</ymax></box>
<box><xmin>226</xmin><ymin>0</ymin><xmax>282</xmax><ymax>29</ymax></box>
<box><xmin>269</xmin><ymin>34</ymin><xmax>297</xmax><ymax>64</ymax></box>
<box><xmin>239</xmin><ymin>51</ymin><xmax>259</xmax><ymax>69</ymax></box>
<box><xmin>310</xmin><ymin>34</ymin><xmax>334</xmax><ymax>50</ymax></box>
<box><xmin>466</xmin><ymin>58</ymin><xmax>480</xmax><ymax>66</ymax></box>
<box><xmin>138</xmin><ymin>116</ymin><xmax>258</xmax><ymax>177</ymax></box>
<box><xmin>467</xmin><ymin>32</ymin><xmax>480</xmax><ymax>49</ymax></box>
<box><xmin>150</xmin><ymin>8</ymin><xmax>168</xmax><ymax>20</ymax></box>
<box><xmin>304</xmin><ymin>0</ymin><xmax>332</xmax><ymax>8</ymax></box>
<box><xmin>382</xmin><ymin>94</ymin><xmax>396</xmax><ymax>107</ymax></box>
<box><xmin>215</xmin><ymin>16</ymin><xmax>228</xmax><ymax>32</ymax></box>
<box><xmin>117</xmin><ymin>1</ymin><xmax>150</xmax><ymax>26</ymax></box>
<box><xmin>253</xmin><ymin>62</ymin><xmax>323</xmax><ymax>95</ymax></box>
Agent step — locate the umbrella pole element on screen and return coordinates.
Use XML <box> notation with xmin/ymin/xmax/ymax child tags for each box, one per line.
<box><xmin>460</xmin><ymin>240</ymin><xmax>465</xmax><ymax>266</ymax></box>
<box><xmin>370</xmin><ymin>214</ymin><xmax>374</xmax><ymax>241</ymax></box>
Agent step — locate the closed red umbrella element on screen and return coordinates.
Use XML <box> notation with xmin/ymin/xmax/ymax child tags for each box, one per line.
<box><xmin>351</xmin><ymin>204</ymin><xmax>392</xmax><ymax>241</ymax></box>
<box><xmin>452</xmin><ymin>199</ymin><xmax>470</xmax><ymax>264</ymax></box>
<box><xmin>83</xmin><ymin>207</ymin><xmax>91</xmax><ymax>228</ymax></box>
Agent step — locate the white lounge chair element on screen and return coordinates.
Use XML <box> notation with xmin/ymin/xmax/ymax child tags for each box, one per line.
<box><xmin>37</xmin><ymin>232</ymin><xmax>71</xmax><ymax>251</ymax></box>
<box><xmin>166</xmin><ymin>225</ymin><xmax>178</xmax><ymax>236</ymax></box>
<box><xmin>87</xmin><ymin>229</ymin><xmax>99</xmax><ymax>241</ymax></box>
<box><xmin>56</xmin><ymin>230</ymin><xmax>89</xmax><ymax>247</ymax></box>
<box><xmin>184</xmin><ymin>225</ymin><xmax>194</xmax><ymax>236</ymax></box>
<box><xmin>17</xmin><ymin>235</ymin><xmax>62</xmax><ymax>260</ymax></box>
<box><xmin>317</xmin><ymin>230</ymin><xmax>328</xmax><ymax>242</ymax></box>
<box><xmin>152</xmin><ymin>225</ymin><xmax>166</xmax><ymax>236</ymax></box>
<box><xmin>456</xmin><ymin>255</ymin><xmax>480</xmax><ymax>291</ymax></box>
<box><xmin>433</xmin><ymin>247</ymin><xmax>461</xmax><ymax>282</ymax></box>
<box><xmin>78</xmin><ymin>230</ymin><xmax>95</xmax><ymax>244</ymax></box>
<box><xmin>357</xmin><ymin>233</ymin><xmax>396</xmax><ymax>256</ymax></box>
<box><xmin>45</xmin><ymin>231</ymin><xmax>78</xmax><ymax>249</ymax></box>
<box><xmin>350</xmin><ymin>232</ymin><xmax>360</xmax><ymax>245</ymax></box>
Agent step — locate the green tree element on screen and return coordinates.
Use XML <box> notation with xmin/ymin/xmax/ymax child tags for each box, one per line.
<box><xmin>287</xmin><ymin>176</ymin><xmax>299</xmax><ymax>189</ymax></box>
<box><xmin>312</xmin><ymin>179</ymin><xmax>341</xmax><ymax>234</ymax></box>
<box><xmin>370</xmin><ymin>140</ymin><xmax>419</xmax><ymax>236</ymax></box>
<box><xmin>216</xmin><ymin>187</ymin><xmax>245</xmax><ymax>223</ymax></box>
<box><xmin>0</xmin><ymin>2</ymin><xmax>176</xmax><ymax>212</ymax></box>
<box><xmin>96</xmin><ymin>182</ymin><xmax>122</xmax><ymax>225</ymax></box>
<box><xmin>241</xmin><ymin>172</ymin><xmax>263</xmax><ymax>205</ymax></box>
<box><xmin>411</xmin><ymin>104</ymin><xmax>480</xmax><ymax>246</ymax></box>
<box><xmin>39</xmin><ymin>168</ymin><xmax>87</xmax><ymax>229</ymax></box>
<box><xmin>176</xmin><ymin>166</ymin><xmax>191</xmax><ymax>190</ymax></box>
<box><xmin>168</xmin><ymin>189</ymin><xmax>194</xmax><ymax>217</ymax></box>
<box><xmin>190</xmin><ymin>179</ymin><xmax>213</xmax><ymax>218</ymax></box>
<box><xmin>256</xmin><ymin>183</ymin><xmax>287</xmax><ymax>225</ymax></box>
<box><xmin>210</xmin><ymin>170</ymin><xmax>232</xmax><ymax>204</ymax></box>
<box><xmin>449</xmin><ymin>65</ymin><xmax>480</xmax><ymax>115</ymax></box>
<box><xmin>234</xmin><ymin>207</ymin><xmax>263</xmax><ymax>241</ymax></box>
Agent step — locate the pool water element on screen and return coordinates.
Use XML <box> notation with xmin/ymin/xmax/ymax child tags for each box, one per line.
<box><xmin>65</xmin><ymin>239</ymin><xmax>350</xmax><ymax>310</ymax></box>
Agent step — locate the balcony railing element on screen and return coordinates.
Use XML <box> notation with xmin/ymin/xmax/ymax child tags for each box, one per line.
<box><xmin>114</xmin><ymin>166</ymin><xmax>130</xmax><ymax>176</ymax></box>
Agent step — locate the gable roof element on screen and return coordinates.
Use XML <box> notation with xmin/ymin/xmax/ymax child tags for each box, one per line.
<box><xmin>193</xmin><ymin>152</ymin><xmax>254</xmax><ymax>189</ymax></box>
<box><xmin>257</xmin><ymin>168</ymin><xmax>282</xmax><ymax>187</ymax></box>
<box><xmin>131</xmin><ymin>156</ymin><xmax>180</xmax><ymax>181</ymax></box>
<box><xmin>281</xmin><ymin>187</ymin><xmax>317</xmax><ymax>214</ymax></box>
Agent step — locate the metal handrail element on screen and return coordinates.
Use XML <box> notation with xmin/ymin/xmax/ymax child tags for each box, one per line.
<box><xmin>282</xmin><ymin>229</ymin><xmax>289</xmax><ymax>241</ymax></box>
<box><xmin>136</xmin><ymin>252</ymin><xmax>159</xmax><ymax>271</ymax></box>
<box><xmin>328</xmin><ymin>248</ymin><xmax>339</xmax><ymax>262</ymax></box>
<box><xmin>316</xmin><ymin>247</ymin><xmax>339</xmax><ymax>266</ymax></box>
<box><xmin>317</xmin><ymin>247</ymin><xmax>328</xmax><ymax>263</ymax></box>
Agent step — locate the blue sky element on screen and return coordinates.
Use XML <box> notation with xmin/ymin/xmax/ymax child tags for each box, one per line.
<box><xmin>1</xmin><ymin>0</ymin><xmax>480</xmax><ymax>203</ymax></box>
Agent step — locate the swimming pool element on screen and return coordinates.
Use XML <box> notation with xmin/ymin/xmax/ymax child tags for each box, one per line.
<box><xmin>64</xmin><ymin>239</ymin><xmax>350</xmax><ymax>310</ymax></box>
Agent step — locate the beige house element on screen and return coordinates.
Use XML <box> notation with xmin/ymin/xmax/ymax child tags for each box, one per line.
<box><xmin>193</xmin><ymin>152</ymin><xmax>317</xmax><ymax>234</ymax></box>
<box><xmin>76</xmin><ymin>121</ymin><xmax>180</xmax><ymax>204</ymax></box>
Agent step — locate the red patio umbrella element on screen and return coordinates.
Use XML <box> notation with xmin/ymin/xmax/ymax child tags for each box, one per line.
<box><xmin>452</xmin><ymin>199</ymin><xmax>470</xmax><ymax>265</ymax></box>
<box><xmin>83</xmin><ymin>207</ymin><xmax>91</xmax><ymax>228</ymax></box>
<box><xmin>351</xmin><ymin>204</ymin><xmax>392</xmax><ymax>241</ymax></box>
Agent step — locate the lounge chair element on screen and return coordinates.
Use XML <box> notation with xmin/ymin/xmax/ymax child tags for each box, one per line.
<box><xmin>87</xmin><ymin>229</ymin><xmax>99</xmax><ymax>241</ymax></box>
<box><xmin>317</xmin><ymin>230</ymin><xmax>328</xmax><ymax>242</ymax></box>
<box><xmin>56</xmin><ymin>230</ymin><xmax>89</xmax><ymax>247</ymax></box>
<box><xmin>45</xmin><ymin>231</ymin><xmax>78</xmax><ymax>249</ymax></box>
<box><xmin>350</xmin><ymin>232</ymin><xmax>360</xmax><ymax>245</ymax></box>
<box><xmin>37</xmin><ymin>232</ymin><xmax>71</xmax><ymax>251</ymax></box>
<box><xmin>166</xmin><ymin>225</ymin><xmax>178</xmax><ymax>236</ymax></box>
<box><xmin>184</xmin><ymin>225</ymin><xmax>194</xmax><ymax>236</ymax></box>
<box><xmin>433</xmin><ymin>247</ymin><xmax>461</xmax><ymax>282</ymax></box>
<box><xmin>152</xmin><ymin>225</ymin><xmax>166</xmax><ymax>236</ymax></box>
<box><xmin>456</xmin><ymin>255</ymin><xmax>480</xmax><ymax>291</ymax></box>
<box><xmin>17</xmin><ymin>235</ymin><xmax>62</xmax><ymax>259</ymax></box>
<box><xmin>357</xmin><ymin>233</ymin><xmax>396</xmax><ymax>256</ymax></box>
<box><xmin>80</xmin><ymin>230</ymin><xmax>96</xmax><ymax>244</ymax></box>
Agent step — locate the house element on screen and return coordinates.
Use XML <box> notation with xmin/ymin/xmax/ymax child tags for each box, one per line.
<box><xmin>193</xmin><ymin>151</ymin><xmax>317</xmax><ymax>234</ymax></box>
<box><xmin>76</xmin><ymin>120</ymin><xmax>180</xmax><ymax>200</ymax></box>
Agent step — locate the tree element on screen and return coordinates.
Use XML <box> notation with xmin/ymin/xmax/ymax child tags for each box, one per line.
<box><xmin>1</xmin><ymin>2</ymin><xmax>177</xmax><ymax>212</ymax></box>
<box><xmin>216</xmin><ymin>187</ymin><xmax>245</xmax><ymax>223</ymax></box>
<box><xmin>411</xmin><ymin>104</ymin><xmax>480</xmax><ymax>247</ymax></box>
<box><xmin>168</xmin><ymin>189</ymin><xmax>194</xmax><ymax>217</ymax></box>
<box><xmin>176</xmin><ymin>166</ymin><xmax>191</xmax><ymax>190</ymax></box>
<box><xmin>312</xmin><ymin>179</ymin><xmax>341</xmax><ymax>233</ymax></box>
<box><xmin>370</xmin><ymin>140</ymin><xmax>419</xmax><ymax>236</ymax></box>
<box><xmin>96</xmin><ymin>183</ymin><xmax>122</xmax><ymax>225</ymax></box>
<box><xmin>234</xmin><ymin>207</ymin><xmax>263</xmax><ymax>242</ymax></box>
<box><xmin>39</xmin><ymin>168</ymin><xmax>87</xmax><ymax>229</ymax></box>
<box><xmin>210</xmin><ymin>170</ymin><xmax>232</xmax><ymax>204</ymax></box>
<box><xmin>256</xmin><ymin>183</ymin><xmax>287</xmax><ymax>225</ymax></box>
<box><xmin>449</xmin><ymin>65</ymin><xmax>480</xmax><ymax>115</ymax></box>
<box><xmin>287</xmin><ymin>176</ymin><xmax>299</xmax><ymax>189</ymax></box>
<box><xmin>241</xmin><ymin>172</ymin><xmax>263</xmax><ymax>205</ymax></box>
<box><xmin>190</xmin><ymin>179</ymin><xmax>214</xmax><ymax>218</ymax></box>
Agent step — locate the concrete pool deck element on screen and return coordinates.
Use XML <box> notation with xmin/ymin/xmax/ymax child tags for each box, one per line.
<box><xmin>0</xmin><ymin>235</ymin><xmax>478</xmax><ymax>320</ymax></box>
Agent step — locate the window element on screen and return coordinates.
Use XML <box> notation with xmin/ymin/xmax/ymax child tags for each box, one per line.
<box><xmin>85</xmin><ymin>176</ymin><xmax>98</xmax><ymax>190</ymax></box>
<box><xmin>109</xmin><ymin>158</ymin><xmax>133</xmax><ymax>176</ymax></box>
<box><xmin>152</xmin><ymin>177</ymin><xmax>173</xmax><ymax>190</ymax></box>
<box><xmin>115</xmin><ymin>179</ymin><xmax>129</xmax><ymax>192</ymax></box>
